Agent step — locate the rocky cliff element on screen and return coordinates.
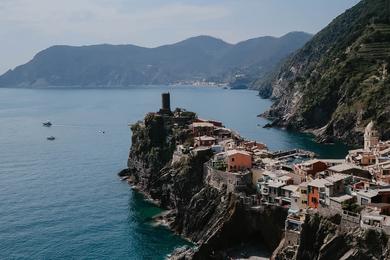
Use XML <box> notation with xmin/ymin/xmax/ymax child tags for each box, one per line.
<box><xmin>274</xmin><ymin>213</ymin><xmax>390</xmax><ymax>260</ymax></box>
<box><xmin>120</xmin><ymin>109</ymin><xmax>287</xmax><ymax>259</ymax></box>
<box><xmin>262</xmin><ymin>0</ymin><xmax>390</xmax><ymax>145</ymax></box>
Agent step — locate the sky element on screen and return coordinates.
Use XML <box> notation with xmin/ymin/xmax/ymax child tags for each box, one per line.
<box><xmin>0</xmin><ymin>0</ymin><xmax>360</xmax><ymax>74</ymax></box>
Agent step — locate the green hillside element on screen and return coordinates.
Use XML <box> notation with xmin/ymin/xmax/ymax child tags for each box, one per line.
<box><xmin>263</xmin><ymin>0</ymin><xmax>390</xmax><ymax>145</ymax></box>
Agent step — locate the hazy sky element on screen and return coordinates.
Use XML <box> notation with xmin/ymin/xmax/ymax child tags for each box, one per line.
<box><xmin>0</xmin><ymin>0</ymin><xmax>360</xmax><ymax>74</ymax></box>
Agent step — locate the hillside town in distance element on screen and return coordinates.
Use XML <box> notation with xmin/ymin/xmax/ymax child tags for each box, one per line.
<box><xmin>154</xmin><ymin>93</ymin><xmax>390</xmax><ymax>249</ymax></box>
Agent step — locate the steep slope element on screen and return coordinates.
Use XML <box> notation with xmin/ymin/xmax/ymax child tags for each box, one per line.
<box><xmin>263</xmin><ymin>0</ymin><xmax>390</xmax><ymax>145</ymax></box>
<box><xmin>121</xmin><ymin>109</ymin><xmax>287</xmax><ymax>259</ymax></box>
<box><xmin>274</xmin><ymin>214</ymin><xmax>390</xmax><ymax>260</ymax></box>
<box><xmin>0</xmin><ymin>33</ymin><xmax>311</xmax><ymax>88</ymax></box>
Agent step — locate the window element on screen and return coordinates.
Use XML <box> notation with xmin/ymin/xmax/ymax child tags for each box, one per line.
<box><xmin>231</xmin><ymin>158</ymin><xmax>235</xmax><ymax>162</ymax></box>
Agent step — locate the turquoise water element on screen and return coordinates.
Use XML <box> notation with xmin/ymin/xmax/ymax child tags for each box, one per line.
<box><xmin>0</xmin><ymin>86</ymin><xmax>348</xmax><ymax>259</ymax></box>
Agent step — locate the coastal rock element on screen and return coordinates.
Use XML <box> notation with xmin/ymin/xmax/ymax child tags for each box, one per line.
<box><xmin>274</xmin><ymin>213</ymin><xmax>390</xmax><ymax>260</ymax></box>
<box><xmin>122</xmin><ymin>110</ymin><xmax>287</xmax><ymax>259</ymax></box>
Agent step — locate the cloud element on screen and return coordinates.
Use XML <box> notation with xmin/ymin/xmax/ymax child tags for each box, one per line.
<box><xmin>0</xmin><ymin>0</ymin><xmax>230</xmax><ymax>43</ymax></box>
<box><xmin>0</xmin><ymin>0</ymin><xmax>359</xmax><ymax>74</ymax></box>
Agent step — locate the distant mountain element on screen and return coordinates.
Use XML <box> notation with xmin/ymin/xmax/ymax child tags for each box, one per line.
<box><xmin>262</xmin><ymin>0</ymin><xmax>390</xmax><ymax>145</ymax></box>
<box><xmin>0</xmin><ymin>32</ymin><xmax>311</xmax><ymax>88</ymax></box>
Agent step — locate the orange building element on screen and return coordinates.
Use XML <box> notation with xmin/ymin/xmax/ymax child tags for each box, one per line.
<box><xmin>226</xmin><ymin>150</ymin><xmax>252</xmax><ymax>172</ymax></box>
<box><xmin>307</xmin><ymin>179</ymin><xmax>330</xmax><ymax>208</ymax></box>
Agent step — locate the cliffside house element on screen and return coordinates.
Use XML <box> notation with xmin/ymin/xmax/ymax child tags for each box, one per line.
<box><xmin>360</xmin><ymin>203</ymin><xmax>390</xmax><ymax>235</ymax></box>
<box><xmin>191</xmin><ymin>122</ymin><xmax>215</xmax><ymax>137</ymax></box>
<box><xmin>307</xmin><ymin>179</ymin><xmax>330</xmax><ymax>209</ymax></box>
<box><xmin>281</xmin><ymin>185</ymin><xmax>299</xmax><ymax>207</ymax></box>
<box><xmin>298</xmin><ymin>182</ymin><xmax>308</xmax><ymax>209</ymax></box>
<box><xmin>218</xmin><ymin>138</ymin><xmax>237</xmax><ymax>151</ymax></box>
<box><xmin>294</xmin><ymin>159</ymin><xmax>329</xmax><ymax>178</ymax></box>
<box><xmin>258</xmin><ymin>172</ymin><xmax>293</xmax><ymax>204</ymax></box>
<box><xmin>226</xmin><ymin>149</ymin><xmax>252</xmax><ymax>172</ymax></box>
<box><xmin>241</xmin><ymin>141</ymin><xmax>267</xmax><ymax>151</ymax></box>
<box><xmin>194</xmin><ymin>136</ymin><xmax>216</xmax><ymax>147</ymax></box>
<box><xmin>327</xmin><ymin>163</ymin><xmax>372</xmax><ymax>180</ymax></box>
<box><xmin>213</xmin><ymin>127</ymin><xmax>233</xmax><ymax>140</ymax></box>
<box><xmin>356</xmin><ymin>187</ymin><xmax>390</xmax><ymax>205</ymax></box>
<box><xmin>371</xmin><ymin>161</ymin><xmax>390</xmax><ymax>183</ymax></box>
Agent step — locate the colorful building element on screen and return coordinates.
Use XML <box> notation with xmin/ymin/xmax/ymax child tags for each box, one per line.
<box><xmin>307</xmin><ymin>179</ymin><xmax>331</xmax><ymax>208</ymax></box>
<box><xmin>225</xmin><ymin>150</ymin><xmax>252</xmax><ymax>172</ymax></box>
<box><xmin>294</xmin><ymin>159</ymin><xmax>329</xmax><ymax>178</ymax></box>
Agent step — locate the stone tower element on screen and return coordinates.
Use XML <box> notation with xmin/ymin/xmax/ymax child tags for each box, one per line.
<box><xmin>159</xmin><ymin>92</ymin><xmax>172</xmax><ymax>115</ymax></box>
<box><xmin>364</xmin><ymin>121</ymin><xmax>379</xmax><ymax>151</ymax></box>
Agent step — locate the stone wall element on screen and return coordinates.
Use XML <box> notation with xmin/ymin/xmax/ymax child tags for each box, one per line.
<box><xmin>204</xmin><ymin>163</ymin><xmax>251</xmax><ymax>193</ymax></box>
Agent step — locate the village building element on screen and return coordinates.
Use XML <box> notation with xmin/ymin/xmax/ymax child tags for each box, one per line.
<box><xmin>267</xmin><ymin>180</ymin><xmax>286</xmax><ymax>204</ymax></box>
<box><xmin>372</xmin><ymin>161</ymin><xmax>390</xmax><ymax>183</ymax></box>
<box><xmin>257</xmin><ymin>172</ymin><xmax>293</xmax><ymax>204</ymax></box>
<box><xmin>294</xmin><ymin>159</ymin><xmax>329</xmax><ymax>178</ymax></box>
<box><xmin>346</xmin><ymin>122</ymin><xmax>390</xmax><ymax>170</ymax></box>
<box><xmin>241</xmin><ymin>141</ymin><xmax>267</xmax><ymax>151</ymax></box>
<box><xmin>213</xmin><ymin>127</ymin><xmax>233</xmax><ymax>140</ymax></box>
<box><xmin>364</xmin><ymin>121</ymin><xmax>379</xmax><ymax>151</ymax></box>
<box><xmin>210</xmin><ymin>144</ymin><xmax>224</xmax><ymax>154</ymax></box>
<box><xmin>356</xmin><ymin>188</ymin><xmax>390</xmax><ymax>205</ymax></box>
<box><xmin>297</xmin><ymin>182</ymin><xmax>308</xmax><ymax>209</ymax></box>
<box><xmin>328</xmin><ymin>194</ymin><xmax>354</xmax><ymax>212</ymax></box>
<box><xmin>281</xmin><ymin>185</ymin><xmax>299</xmax><ymax>207</ymax></box>
<box><xmin>307</xmin><ymin>178</ymin><xmax>331</xmax><ymax>209</ymax></box>
<box><xmin>324</xmin><ymin>173</ymin><xmax>351</xmax><ymax>203</ymax></box>
<box><xmin>191</xmin><ymin>122</ymin><xmax>215</xmax><ymax>137</ymax></box>
<box><xmin>194</xmin><ymin>135</ymin><xmax>216</xmax><ymax>147</ymax></box>
<box><xmin>284</xmin><ymin>213</ymin><xmax>306</xmax><ymax>247</ymax></box>
<box><xmin>360</xmin><ymin>203</ymin><xmax>390</xmax><ymax>235</ymax></box>
<box><xmin>327</xmin><ymin>163</ymin><xmax>372</xmax><ymax>180</ymax></box>
<box><xmin>218</xmin><ymin>138</ymin><xmax>237</xmax><ymax>151</ymax></box>
<box><xmin>225</xmin><ymin>149</ymin><xmax>252</xmax><ymax>172</ymax></box>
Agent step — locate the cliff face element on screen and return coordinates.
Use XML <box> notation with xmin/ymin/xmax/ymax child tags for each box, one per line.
<box><xmin>275</xmin><ymin>214</ymin><xmax>390</xmax><ymax>260</ymax></box>
<box><xmin>122</xmin><ymin>110</ymin><xmax>287</xmax><ymax>259</ymax></box>
<box><xmin>263</xmin><ymin>0</ymin><xmax>390</xmax><ymax>145</ymax></box>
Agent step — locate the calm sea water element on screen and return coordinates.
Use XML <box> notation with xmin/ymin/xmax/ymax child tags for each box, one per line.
<box><xmin>0</xmin><ymin>86</ymin><xmax>348</xmax><ymax>259</ymax></box>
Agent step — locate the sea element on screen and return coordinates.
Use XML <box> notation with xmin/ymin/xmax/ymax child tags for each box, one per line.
<box><xmin>0</xmin><ymin>86</ymin><xmax>349</xmax><ymax>259</ymax></box>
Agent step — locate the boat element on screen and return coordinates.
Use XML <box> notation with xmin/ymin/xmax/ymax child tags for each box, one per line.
<box><xmin>46</xmin><ymin>136</ymin><xmax>55</xmax><ymax>141</ymax></box>
<box><xmin>42</xmin><ymin>121</ymin><xmax>52</xmax><ymax>127</ymax></box>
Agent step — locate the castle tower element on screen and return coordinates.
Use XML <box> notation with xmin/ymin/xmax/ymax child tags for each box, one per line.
<box><xmin>159</xmin><ymin>92</ymin><xmax>172</xmax><ymax>115</ymax></box>
<box><xmin>364</xmin><ymin>121</ymin><xmax>379</xmax><ymax>151</ymax></box>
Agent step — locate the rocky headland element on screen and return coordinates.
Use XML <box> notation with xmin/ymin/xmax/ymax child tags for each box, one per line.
<box><xmin>119</xmin><ymin>107</ymin><xmax>287</xmax><ymax>259</ymax></box>
<box><xmin>119</xmin><ymin>96</ymin><xmax>389</xmax><ymax>259</ymax></box>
